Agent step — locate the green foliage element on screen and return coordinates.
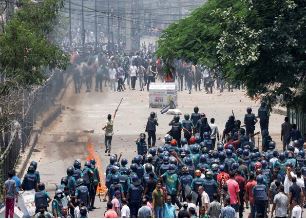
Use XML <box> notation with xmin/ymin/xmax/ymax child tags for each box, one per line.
<box><xmin>0</xmin><ymin>0</ymin><xmax>68</xmax><ymax>93</ymax></box>
<box><xmin>156</xmin><ymin>0</ymin><xmax>306</xmax><ymax>109</ymax></box>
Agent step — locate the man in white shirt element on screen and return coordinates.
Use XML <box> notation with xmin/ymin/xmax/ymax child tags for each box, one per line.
<box><xmin>209</xmin><ymin>118</ymin><xmax>219</xmax><ymax>149</ymax></box>
<box><xmin>109</xmin><ymin>64</ymin><xmax>117</xmax><ymax>92</ymax></box>
<box><xmin>121</xmin><ymin>199</ymin><xmax>130</xmax><ymax>218</ymax></box>
<box><xmin>291</xmin><ymin>199</ymin><xmax>302</xmax><ymax>218</ymax></box>
<box><xmin>129</xmin><ymin>65</ymin><xmax>138</xmax><ymax>90</ymax></box>
<box><xmin>198</xmin><ymin>186</ymin><xmax>210</xmax><ymax>215</ymax></box>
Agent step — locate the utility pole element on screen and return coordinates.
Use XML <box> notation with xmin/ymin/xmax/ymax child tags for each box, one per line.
<box><xmin>94</xmin><ymin>0</ymin><xmax>97</xmax><ymax>49</ymax></box>
<box><xmin>69</xmin><ymin>0</ymin><xmax>72</xmax><ymax>46</ymax></box>
<box><xmin>81</xmin><ymin>0</ymin><xmax>85</xmax><ymax>49</ymax></box>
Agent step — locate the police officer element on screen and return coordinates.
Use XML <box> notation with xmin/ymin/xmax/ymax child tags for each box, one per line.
<box><xmin>35</xmin><ymin>183</ymin><xmax>51</xmax><ymax>213</ymax></box>
<box><xmin>75</xmin><ymin>178</ymin><xmax>90</xmax><ymax>209</ymax></box>
<box><xmin>52</xmin><ymin>189</ymin><xmax>66</xmax><ymax>218</ymax></box>
<box><xmin>73</xmin><ymin>160</ymin><xmax>83</xmax><ymax>181</ymax></box>
<box><xmin>136</xmin><ymin>133</ymin><xmax>148</xmax><ymax>156</ymax></box>
<box><xmin>253</xmin><ymin>175</ymin><xmax>268</xmax><ymax>217</ymax></box>
<box><xmin>108</xmin><ymin>175</ymin><xmax>124</xmax><ymax>200</ymax></box>
<box><xmin>179</xmin><ymin>166</ymin><xmax>193</xmax><ymax>201</ymax></box>
<box><xmin>127</xmin><ymin>175</ymin><xmax>144</xmax><ymax>217</ymax></box>
<box><xmin>30</xmin><ymin>161</ymin><xmax>41</xmax><ymax>184</ymax></box>
<box><xmin>66</xmin><ymin>166</ymin><xmax>76</xmax><ymax>196</ymax></box>
<box><xmin>182</xmin><ymin>114</ymin><xmax>193</xmax><ymax>141</ymax></box>
<box><xmin>169</xmin><ymin>115</ymin><xmax>182</xmax><ymax>147</ymax></box>
<box><xmin>258</xmin><ymin>102</ymin><xmax>270</xmax><ymax>133</ymax></box>
<box><xmin>244</xmin><ymin>107</ymin><xmax>257</xmax><ymax>142</ymax></box>
<box><xmin>145</xmin><ymin>112</ymin><xmax>158</xmax><ymax>147</ymax></box>
<box><xmin>202</xmin><ymin>171</ymin><xmax>218</xmax><ymax>201</ymax></box>
<box><xmin>22</xmin><ymin>165</ymin><xmax>38</xmax><ymax>191</ymax></box>
<box><xmin>90</xmin><ymin>159</ymin><xmax>100</xmax><ymax>209</ymax></box>
<box><xmin>191</xmin><ymin>106</ymin><xmax>201</xmax><ymax>134</ymax></box>
<box><xmin>82</xmin><ymin>161</ymin><xmax>94</xmax><ymax>210</ymax></box>
<box><xmin>106</xmin><ymin>156</ymin><xmax>116</xmax><ymax>176</ymax></box>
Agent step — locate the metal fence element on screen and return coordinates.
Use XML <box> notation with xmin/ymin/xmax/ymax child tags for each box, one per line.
<box><xmin>0</xmin><ymin>70</ymin><xmax>66</xmax><ymax>189</ymax></box>
<box><xmin>288</xmin><ymin>108</ymin><xmax>306</xmax><ymax>137</ymax></box>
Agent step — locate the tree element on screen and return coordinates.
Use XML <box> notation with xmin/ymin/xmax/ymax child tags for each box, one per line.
<box><xmin>0</xmin><ymin>0</ymin><xmax>69</xmax><ymax>93</ymax></box>
<box><xmin>156</xmin><ymin>0</ymin><xmax>306</xmax><ymax>109</ymax></box>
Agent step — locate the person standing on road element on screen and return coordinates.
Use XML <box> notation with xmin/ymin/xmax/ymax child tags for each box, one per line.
<box><xmin>129</xmin><ymin>64</ymin><xmax>138</xmax><ymax>90</ymax></box>
<box><xmin>3</xmin><ymin>171</ymin><xmax>17</xmax><ymax>218</ymax></box>
<box><xmin>145</xmin><ymin>112</ymin><xmax>158</xmax><ymax>147</ymax></box>
<box><xmin>281</xmin><ymin>117</ymin><xmax>291</xmax><ymax>151</ymax></box>
<box><xmin>244</xmin><ymin>107</ymin><xmax>257</xmax><ymax>143</ymax></box>
<box><xmin>103</xmin><ymin>112</ymin><xmax>117</xmax><ymax>156</ymax></box>
<box><xmin>271</xmin><ymin>185</ymin><xmax>288</xmax><ymax>218</ymax></box>
<box><xmin>253</xmin><ymin>175</ymin><xmax>268</xmax><ymax>218</ymax></box>
<box><xmin>209</xmin><ymin>118</ymin><xmax>219</xmax><ymax>149</ymax></box>
<box><xmin>152</xmin><ymin>182</ymin><xmax>164</xmax><ymax>218</ymax></box>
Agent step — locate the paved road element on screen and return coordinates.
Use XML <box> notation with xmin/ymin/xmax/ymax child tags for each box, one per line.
<box><xmin>26</xmin><ymin>78</ymin><xmax>284</xmax><ymax>217</ymax></box>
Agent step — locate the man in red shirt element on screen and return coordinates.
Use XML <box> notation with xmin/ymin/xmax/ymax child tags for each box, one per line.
<box><xmin>217</xmin><ymin>165</ymin><xmax>230</xmax><ymax>191</ymax></box>
<box><xmin>245</xmin><ymin>173</ymin><xmax>257</xmax><ymax>218</ymax></box>
<box><xmin>226</xmin><ymin>171</ymin><xmax>240</xmax><ymax>215</ymax></box>
<box><xmin>235</xmin><ymin>170</ymin><xmax>246</xmax><ymax>218</ymax></box>
<box><xmin>104</xmin><ymin>202</ymin><xmax>118</xmax><ymax>218</ymax></box>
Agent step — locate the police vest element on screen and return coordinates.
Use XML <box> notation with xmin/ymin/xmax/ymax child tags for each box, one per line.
<box><xmin>244</xmin><ymin>114</ymin><xmax>256</xmax><ymax>128</ymax></box>
<box><xmin>109</xmin><ymin>184</ymin><xmax>122</xmax><ymax>198</ymax></box>
<box><xmin>253</xmin><ymin>184</ymin><xmax>268</xmax><ymax>201</ymax></box>
<box><xmin>258</xmin><ymin>108</ymin><xmax>268</xmax><ymax>120</ymax></box>
<box><xmin>146</xmin><ymin>119</ymin><xmax>157</xmax><ymax>132</ymax></box>
<box><xmin>182</xmin><ymin>120</ymin><xmax>192</xmax><ymax>132</ymax></box>
<box><xmin>82</xmin><ymin>169</ymin><xmax>92</xmax><ymax>185</ymax></box>
<box><xmin>77</xmin><ymin>186</ymin><xmax>89</xmax><ymax>205</ymax></box>
<box><xmin>192</xmin><ymin>178</ymin><xmax>204</xmax><ymax>192</ymax></box>
<box><xmin>203</xmin><ymin>179</ymin><xmax>217</xmax><ymax>200</ymax></box>
<box><xmin>119</xmin><ymin>175</ymin><xmax>129</xmax><ymax>192</ymax></box>
<box><xmin>35</xmin><ymin>191</ymin><xmax>48</xmax><ymax>209</ymax></box>
<box><xmin>129</xmin><ymin>184</ymin><xmax>143</xmax><ymax>204</ymax></box>
<box><xmin>159</xmin><ymin>164</ymin><xmax>170</xmax><ymax>175</ymax></box>
<box><xmin>180</xmin><ymin>175</ymin><xmax>193</xmax><ymax>187</ymax></box>
<box><xmin>136</xmin><ymin>165</ymin><xmax>144</xmax><ymax>179</ymax></box>
<box><xmin>73</xmin><ymin>169</ymin><xmax>82</xmax><ymax>181</ymax></box>
<box><xmin>68</xmin><ymin>176</ymin><xmax>76</xmax><ymax>192</ymax></box>
<box><xmin>171</xmin><ymin>123</ymin><xmax>181</xmax><ymax>135</ymax></box>
<box><xmin>106</xmin><ymin>165</ymin><xmax>114</xmax><ymax>176</ymax></box>
<box><xmin>24</xmin><ymin>173</ymin><xmax>37</xmax><ymax>190</ymax></box>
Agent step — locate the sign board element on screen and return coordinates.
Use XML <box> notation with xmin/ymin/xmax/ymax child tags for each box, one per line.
<box><xmin>149</xmin><ymin>83</ymin><xmax>177</xmax><ymax>108</ymax></box>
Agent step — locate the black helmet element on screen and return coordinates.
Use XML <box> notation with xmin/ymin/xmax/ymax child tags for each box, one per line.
<box><xmin>28</xmin><ymin>165</ymin><xmax>35</xmax><ymax>173</ymax></box>
<box><xmin>174</xmin><ymin>115</ymin><xmax>180</xmax><ymax>122</ymax></box>
<box><xmin>268</xmin><ymin>141</ymin><xmax>276</xmax><ymax>150</ymax></box>
<box><xmin>76</xmin><ymin>178</ymin><xmax>84</xmax><ymax>187</ymax></box>
<box><xmin>67</xmin><ymin>166</ymin><xmax>74</xmax><ymax>176</ymax></box>
<box><xmin>247</xmin><ymin>107</ymin><xmax>252</xmax><ymax>113</ymax></box>
<box><xmin>165</xmin><ymin>135</ymin><xmax>173</xmax><ymax>143</ymax></box>
<box><xmin>145</xmin><ymin>163</ymin><xmax>153</xmax><ymax>173</ymax></box>
<box><xmin>184</xmin><ymin>114</ymin><xmax>190</xmax><ymax>120</ymax></box>
<box><xmin>30</xmin><ymin>161</ymin><xmax>38</xmax><ymax>170</ymax></box>
<box><xmin>148</xmin><ymin>147</ymin><xmax>157</xmax><ymax>156</ymax></box>
<box><xmin>110</xmin><ymin>156</ymin><xmax>116</xmax><ymax>165</ymax></box>
<box><xmin>61</xmin><ymin>176</ymin><xmax>68</xmax><ymax>186</ymax></box>
<box><xmin>73</xmin><ymin>160</ymin><xmax>81</xmax><ymax>169</ymax></box>
<box><xmin>90</xmin><ymin>159</ymin><xmax>96</xmax><ymax>166</ymax></box>
<box><xmin>256</xmin><ymin>175</ymin><xmax>264</xmax><ymax>184</ymax></box>
<box><xmin>38</xmin><ymin>183</ymin><xmax>45</xmax><ymax>191</ymax></box>
<box><xmin>121</xmin><ymin>158</ymin><xmax>128</xmax><ymax>166</ymax></box>
<box><xmin>150</xmin><ymin>112</ymin><xmax>156</xmax><ymax>118</ymax></box>
<box><xmin>194</xmin><ymin>106</ymin><xmax>199</xmax><ymax>113</ymax></box>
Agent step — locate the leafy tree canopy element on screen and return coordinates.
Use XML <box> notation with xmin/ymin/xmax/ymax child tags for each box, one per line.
<box><xmin>0</xmin><ymin>0</ymin><xmax>68</xmax><ymax>93</ymax></box>
<box><xmin>156</xmin><ymin>0</ymin><xmax>306</xmax><ymax>110</ymax></box>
